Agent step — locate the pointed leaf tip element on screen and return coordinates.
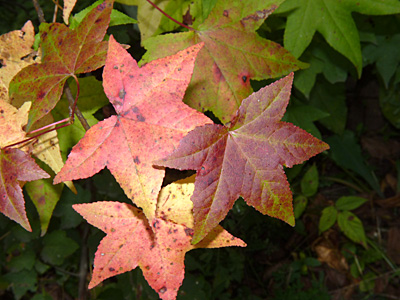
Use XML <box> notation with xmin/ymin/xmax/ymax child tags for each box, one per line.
<box><xmin>158</xmin><ymin>72</ymin><xmax>328</xmax><ymax>241</ymax></box>
<box><xmin>56</xmin><ymin>36</ymin><xmax>211</xmax><ymax>227</ymax></box>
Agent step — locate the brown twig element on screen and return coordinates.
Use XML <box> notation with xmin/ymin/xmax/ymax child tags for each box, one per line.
<box><xmin>52</xmin><ymin>0</ymin><xmax>59</xmax><ymax>23</ymax></box>
<box><xmin>32</xmin><ymin>0</ymin><xmax>45</xmax><ymax>23</ymax></box>
<box><xmin>65</xmin><ymin>79</ymin><xmax>90</xmax><ymax>131</ymax></box>
<box><xmin>145</xmin><ymin>0</ymin><xmax>194</xmax><ymax>31</ymax></box>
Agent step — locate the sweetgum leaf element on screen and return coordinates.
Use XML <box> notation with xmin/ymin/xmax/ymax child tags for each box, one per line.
<box><xmin>0</xmin><ymin>148</ymin><xmax>49</xmax><ymax>231</ymax></box>
<box><xmin>141</xmin><ymin>0</ymin><xmax>307</xmax><ymax>123</ymax></box>
<box><xmin>54</xmin><ymin>37</ymin><xmax>211</xmax><ymax>225</ymax></box>
<box><xmin>277</xmin><ymin>0</ymin><xmax>400</xmax><ymax>76</ymax></box>
<box><xmin>73</xmin><ymin>177</ymin><xmax>245</xmax><ymax>300</ymax></box>
<box><xmin>156</xmin><ymin>73</ymin><xmax>329</xmax><ymax>243</ymax></box>
<box><xmin>9</xmin><ymin>0</ymin><xmax>113</xmax><ymax>130</ymax></box>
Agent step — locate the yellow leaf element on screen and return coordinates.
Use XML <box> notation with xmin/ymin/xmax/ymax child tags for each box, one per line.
<box><xmin>0</xmin><ymin>21</ymin><xmax>39</xmax><ymax>101</ymax></box>
<box><xmin>31</xmin><ymin>114</ymin><xmax>76</xmax><ymax>193</ymax></box>
<box><xmin>63</xmin><ymin>0</ymin><xmax>78</xmax><ymax>25</ymax></box>
<box><xmin>0</xmin><ymin>100</ymin><xmax>31</xmax><ymax>148</ymax></box>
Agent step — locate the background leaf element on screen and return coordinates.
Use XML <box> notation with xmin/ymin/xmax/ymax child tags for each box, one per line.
<box><xmin>337</xmin><ymin>211</ymin><xmax>367</xmax><ymax>247</ymax></box>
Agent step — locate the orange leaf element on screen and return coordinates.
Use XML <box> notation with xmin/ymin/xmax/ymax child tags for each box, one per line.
<box><xmin>73</xmin><ymin>177</ymin><xmax>245</xmax><ymax>300</ymax></box>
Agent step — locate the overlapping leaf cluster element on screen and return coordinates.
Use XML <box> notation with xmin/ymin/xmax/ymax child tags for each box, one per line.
<box><xmin>0</xmin><ymin>0</ymin><xmax>337</xmax><ymax>299</ymax></box>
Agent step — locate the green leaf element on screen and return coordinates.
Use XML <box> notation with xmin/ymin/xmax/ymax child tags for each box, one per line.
<box><xmin>283</xmin><ymin>100</ymin><xmax>329</xmax><ymax>140</ymax></box>
<box><xmin>337</xmin><ymin>211</ymin><xmax>367</xmax><ymax>246</ymax></box>
<box><xmin>293</xmin><ymin>195</ymin><xmax>308</xmax><ymax>219</ymax></box>
<box><xmin>326</xmin><ymin>130</ymin><xmax>382</xmax><ymax>196</ymax></box>
<box><xmin>300</xmin><ymin>164</ymin><xmax>319</xmax><ymax>197</ymax></box>
<box><xmin>335</xmin><ymin>196</ymin><xmax>368</xmax><ymax>211</ymax></box>
<box><xmin>319</xmin><ymin>206</ymin><xmax>337</xmax><ymax>233</ymax></box>
<box><xmin>277</xmin><ymin>0</ymin><xmax>400</xmax><ymax>76</ymax></box>
<box><xmin>25</xmin><ymin>165</ymin><xmax>64</xmax><ymax>236</ymax></box>
<box><xmin>379</xmin><ymin>71</ymin><xmax>400</xmax><ymax>129</ymax></box>
<box><xmin>293</xmin><ymin>53</ymin><xmax>324</xmax><ymax>98</ymax></box>
<box><xmin>52</xmin><ymin>185</ymin><xmax>90</xmax><ymax>229</ymax></box>
<box><xmin>3</xmin><ymin>269</ymin><xmax>37</xmax><ymax>300</ymax></box>
<box><xmin>70</xmin><ymin>0</ymin><xmax>136</xmax><ymax>29</ymax></box>
<box><xmin>7</xmin><ymin>248</ymin><xmax>36</xmax><ymax>272</ymax></box>
<box><xmin>309</xmin><ymin>79</ymin><xmax>347</xmax><ymax>135</ymax></box>
<box><xmin>40</xmin><ymin>230</ymin><xmax>79</xmax><ymax>265</ymax></box>
<box><xmin>363</xmin><ymin>34</ymin><xmax>400</xmax><ymax>88</ymax></box>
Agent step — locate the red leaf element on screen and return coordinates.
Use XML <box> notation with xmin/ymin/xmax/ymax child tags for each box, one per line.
<box><xmin>0</xmin><ymin>148</ymin><xmax>49</xmax><ymax>231</ymax></box>
<box><xmin>73</xmin><ymin>177</ymin><xmax>245</xmax><ymax>300</ymax></box>
<box><xmin>9</xmin><ymin>0</ymin><xmax>113</xmax><ymax>130</ymax></box>
<box><xmin>156</xmin><ymin>73</ymin><xmax>329</xmax><ymax>243</ymax></box>
<box><xmin>55</xmin><ymin>37</ymin><xmax>211</xmax><ymax>224</ymax></box>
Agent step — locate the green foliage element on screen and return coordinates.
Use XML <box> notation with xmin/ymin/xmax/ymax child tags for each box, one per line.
<box><xmin>319</xmin><ymin>195</ymin><xmax>368</xmax><ymax>246</ymax></box>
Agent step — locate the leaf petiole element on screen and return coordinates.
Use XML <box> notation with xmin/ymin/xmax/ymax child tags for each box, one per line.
<box><xmin>145</xmin><ymin>0</ymin><xmax>194</xmax><ymax>31</ymax></box>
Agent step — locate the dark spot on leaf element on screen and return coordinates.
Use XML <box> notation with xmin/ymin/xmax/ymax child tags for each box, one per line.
<box><xmin>178</xmin><ymin>68</ymin><xmax>182</xmax><ymax>71</ymax></box>
<box><xmin>212</xmin><ymin>63</ymin><xmax>224</xmax><ymax>82</ymax></box>
<box><xmin>109</xmin><ymin>267</ymin><xmax>115</xmax><ymax>272</ymax></box>
<box><xmin>133</xmin><ymin>156</ymin><xmax>140</xmax><ymax>164</ymax></box>
<box><xmin>137</xmin><ymin>114</ymin><xmax>145</xmax><ymax>122</ymax></box>
<box><xmin>166</xmin><ymin>247</ymin><xmax>171</xmax><ymax>252</ymax></box>
<box><xmin>113</xmin><ymin>66</ymin><xmax>118</xmax><ymax>69</ymax></box>
<box><xmin>223</xmin><ymin>10</ymin><xmax>229</xmax><ymax>17</ymax></box>
<box><xmin>153</xmin><ymin>220</ymin><xmax>160</xmax><ymax>229</ymax></box>
<box><xmin>115</xmin><ymin>122</ymin><xmax>120</xmax><ymax>127</ymax></box>
<box><xmin>150</xmin><ymin>243</ymin><xmax>155</xmax><ymax>250</ymax></box>
<box><xmin>38</xmin><ymin>91</ymin><xmax>46</xmax><ymax>99</ymax></box>
<box><xmin>119</xmin><ymin>88</ymin><xmax>126</xmax><ymax>100</ymax></box>
<box><xmin>38</xmin><ymin>196</ymin><xmax>45</xmax><ymax>205</ymax></box>
<box><xmin>159</xmin><ymin>287</ymin><xmax>167</xmax><ymax>294</ymax></box>
<box><xmin>145</xmin><ymin>265</ymin><xmax>150</xmax><ymax>270</ymax></box>
<box><xmin>129</xmin><ymin>74</ymin><xmax>134</xmax><ymax>78</ymax></box>
<box><xmin>95</xmin><ymin>18</ymin><xmax>102</xmax><ymax>24</ymax></box>
<box><xmin>111</xmin><ymin>228</ymin><xmax>116</xmax><ymax>232</ymax></box>
<box><xmin>97</xmin><ymin>2</ymin><xmax>107</xmax><ymax>10</ymax></box>
<box><xmin>0</xmin><ymin>109</ymin><xmax>3</xmax><ymax>113</ymax></box>
<box><xmin>184</xmin><ymin>228</ymin><xmax>194</xmax><ymax>237</ymax></box>
<box><xmin>242</xmin><ymin>76</ymin><xmax>247</xmax><ymax>83</ymax></box>
<box><xmin>119</xmin><ymin>244</ymin><xmax>123</xmax><ymax>248</ymax></box>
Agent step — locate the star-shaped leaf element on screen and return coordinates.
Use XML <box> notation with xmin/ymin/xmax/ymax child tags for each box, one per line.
<box><xmin>9</xmin><ymin>0</ymin><xmax>113</xmax><ymax>130</ymax></box>
<box><xmin>54</xmin><ymin>36</ymin><xmax>211</xmax><ymax>224</ymax></box>
<box><xmin>277</xmin><ymin>0</ymin><xmax>400</xmax><ymax>76</ymax></box>
<box><xmin>155</xmin><ymin>73</ymin><xmax>329</xmax><ymax>243</ymax></box>
<box><xmin>141</xmin><ymin>0</ymin><xmax>307</xmax><ymax>123</ymax></box>
<box><xmin>73</xmin><ymin>177</ymin><xmax>245</xmax><ymax>300</ymax></box>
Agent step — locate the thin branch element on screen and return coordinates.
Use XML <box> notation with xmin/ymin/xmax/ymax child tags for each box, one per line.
<box><xmin>32</xmin><ymin>0</ymin><xmax>45</xmax><ymax>23</ymax></box>
<box><xmin>3</xmin><ymin>121</ymin><xmax>71</xmax><ymax>149</ymax></box>
<box><xmin>52</xmin><ymin>0</ymin><xmax>59</xmax><ymax>23</ymax></box>
<box><xmin>65</xmin><ymin>78</ymin><xmax>90</xmax><ymax>131</ymax></box>
<box><xmin>145</xmin><ymin>0</ymin><xmax>194</xmax><ymax>31</ymax></box>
